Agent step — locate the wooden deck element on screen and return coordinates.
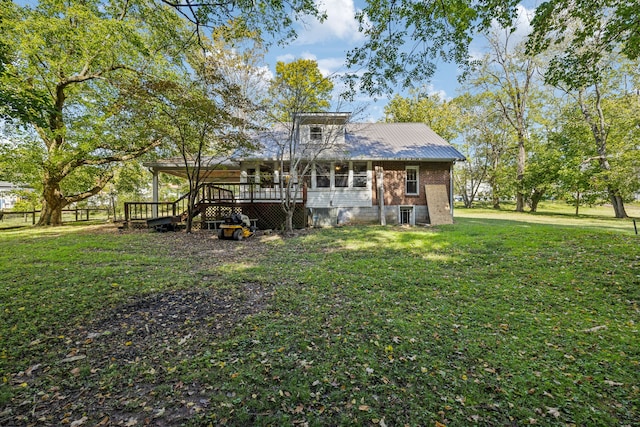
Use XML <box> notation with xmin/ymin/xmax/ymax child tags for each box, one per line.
<box><xmin>124</xmin><ymin>183</ymin><xmax>307</xmax><ymax>230</ymax></box>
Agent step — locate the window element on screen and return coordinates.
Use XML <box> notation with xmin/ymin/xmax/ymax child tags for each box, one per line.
<box><xmin>400</xmin><ymin>206</ymin><xmax>413</xmax><ymax>225</ymax></box>
<box><xmin>405</xmin><ymin>166</ymin><xmax>419</xmax><ymax>195</ymax></box>
<box><xmin>310</xmin><ymin>126</ymin><xmax>323</xmax><ymax>141</ymax></box>
<box><xmin>246</xmin><ymin>168</ymin><xmax>256</xmax><ymax>184</ymax></box>
<box><xmin>279</xmin><ymin>165</ymin><xmax>289</xmax><ymax>186</ymax></box>
<box><xmin>316</xmin><ymin>163</ymin><xmax>330</xmax><ymax>188</ymax></box>
<box><xmin>335</xmin><ymin>162</ymin><xmax>349</xmax><ymax>187</ymax></box>
<box><xmin>260</xmin><ymin>164</ymin><xmax>274</xmax><ymax>188</ymax></box>
<box><xmin>353</xmin><ymin>162</ymin><xmax>367</xmax><ymax>188</ymax></box>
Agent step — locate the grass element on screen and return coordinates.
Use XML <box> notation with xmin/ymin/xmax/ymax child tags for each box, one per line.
<box><xmin>1</xmin><ymin>205</ymin><xmax>639</xmax><ymax>426</ymax></box>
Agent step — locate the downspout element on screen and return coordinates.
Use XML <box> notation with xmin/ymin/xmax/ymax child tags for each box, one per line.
<box><xmin>449</xmin><ymin>162</ymin><xmax>454</xmax><ymax>219</ymax></box>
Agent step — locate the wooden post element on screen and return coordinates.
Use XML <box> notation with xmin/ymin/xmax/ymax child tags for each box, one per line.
<box><xmin>375</xmin><ymin>166</ymin><xmax>386</xmax><ymax>226</ymax></box>
<box><xmin>151</xmin><ymin>168</ymin><xmax>159</xmax><ymax>218</ymax></box>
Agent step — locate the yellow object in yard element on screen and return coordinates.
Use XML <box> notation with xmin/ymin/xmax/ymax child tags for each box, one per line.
<box><xmin>217</xmin><ymin>213</ymin><xmax>256</xmax><ymax>240</ymax></box>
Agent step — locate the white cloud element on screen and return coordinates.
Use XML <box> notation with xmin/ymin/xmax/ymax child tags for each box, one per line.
<box><xmin>296</xmin><ymin>0</ymin><xmax>363</xmax><ymax>45</ymax></box>
<box><xmin>276</xmin><ymin>53</ymin><xmax>296</xmax><ymax>63</ymax></box>
<box><xmin>490</xmin><ymin>4</ymin><xmax>535</xmax><ymax>50</ymax></box>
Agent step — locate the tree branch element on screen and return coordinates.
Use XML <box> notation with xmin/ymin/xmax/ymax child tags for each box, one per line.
<box><xmin>64</xmin><ymin>173</ymin><xmax>114</xmax><ymax>205</ymax></box>
<box><xmin>60</xmin><ymin>139</ymin><xmax>163</xmax><ymax>178</ymax></box>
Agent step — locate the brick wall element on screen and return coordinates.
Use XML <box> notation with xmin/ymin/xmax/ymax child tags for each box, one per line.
<box><xmin>372</xmin><ymin>161</ymin><xmax>451</xmax><ymax>206</ymax></box>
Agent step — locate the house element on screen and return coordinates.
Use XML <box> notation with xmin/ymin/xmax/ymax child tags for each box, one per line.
<box><xmin>0</xmin><ymin>181</ymin><xmax>21</xmax><ymax>210</ymax></box>
<box><xmin>138</xmin><ymin>113</ymin><xmax>465</xmax><ymax>229</ymax></box>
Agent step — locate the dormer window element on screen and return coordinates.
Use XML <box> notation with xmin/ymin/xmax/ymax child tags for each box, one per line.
<box><xmin>309</xmin><ymin>126</ymin><xmax>323</xmax><ymax>141</ymax></box>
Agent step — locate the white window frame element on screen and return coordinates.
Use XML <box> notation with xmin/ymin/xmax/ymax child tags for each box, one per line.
<box><xmin>314</xmin><ymin>162</ymin><xmax>331</xmax><ymax>188</ymax></box>
<box><xmin>352</xmin><ymin>161</ymin><xmax>368</xmax><ymax>188</ymax></box>
<box><xmin>405</xmin><ymin>166</ymin><xmax>419</xmax><ymax>195</ymax></box>
<box><xmin>309</xmin><ymin>126</ymin><xmax>323</xmax><ymax>142</ymax></box>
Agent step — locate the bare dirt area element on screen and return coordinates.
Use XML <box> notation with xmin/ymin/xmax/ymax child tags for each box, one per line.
<box><xmin>2</xmin><ymin>226</ymin><xmax>288</xmax><ymax>426</ymax></box>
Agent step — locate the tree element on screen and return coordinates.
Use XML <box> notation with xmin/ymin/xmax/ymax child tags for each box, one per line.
<box><xmin>0</xmin><ymin>0</ymin><xmax>321</xmax><ymax>226</ymax></box>
<box><xmin>545</xmin><ymin>105</ymin><xmax>601</xmax><ymax>215</ymax></box>
<box><xmin>453</xmin><ymin>92</ymin><xmax>511</xmax><ymax>208</ymax></box>
<box><xmin>158</xmin><ymin>0</ymin><xmax>324</xmax><ymax>48</ymax></box>
<box><xmin>383</xmin><ymin>90</ymin><xmax>460</xmax><ymax>141</ymax></box>
<box><xmin>125</xmin><ymin>45</ymin><xmax>257</xmax><ymax>233</ymax></box>
<box><xmin>0</xmin><ymin>1</ymin><xmax>192</xmax><ymax>225</ymax></box>
<box><xmin>465</xmin><ymin>28</ymin><xmax>539</xmax><ymax>212</ymax></box>
<box><xmin>267</xmin><ymin>59</ymin><xmax>337</xmax><ymax>233</ymax></box>
<box><xmin>270</xmin><ymin>59</ymin><xmax>334</xmax><ymax>122</ymax></box>
<box><xmin>539</xmin><ymin>14</ymin><xmax>635</xmax><ymax>218</ymax></box>
<box><xmin>346</xmin><ymin>1</ymin><xmax>637</xmax><ymax>98</ymax></box>
<box><xmin>345</xmin><ymin>0</ymin><xmax>522</xmax><ymax>96</ymax></box>
<box><xmin>528</xmin><ymin>0</ymin><xmax>640</xmax><ymax>65</ymax></box>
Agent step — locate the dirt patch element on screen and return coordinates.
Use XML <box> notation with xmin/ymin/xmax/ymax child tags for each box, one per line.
<box><xmin>5</xmin><ymin>284</ymin><xmax>271</xmax><ymax>426</ymax></box>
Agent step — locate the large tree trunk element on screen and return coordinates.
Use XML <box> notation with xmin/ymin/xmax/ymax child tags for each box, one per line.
<box><xmin>529</xmin><ymin>188</ymin><xmax>545</xmax><ymax>212</ymax></box>
<box><xmin>38</xmin><ymin>180</ymin><xmax>67</xmax><ymax>226</ymax></box>
<box><xmin>608</xmin><ymin>187</ymin><xmax>628</xmax><ymax>219</ymax></box>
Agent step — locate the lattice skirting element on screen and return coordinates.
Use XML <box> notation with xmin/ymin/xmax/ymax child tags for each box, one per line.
<box><xmin>199</xmin><ymin>203</ymin><xmax>306</xmax><ymax>230</ymax></box>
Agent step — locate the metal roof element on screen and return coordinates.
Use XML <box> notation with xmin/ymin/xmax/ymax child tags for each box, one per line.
<box><xmin>344</xmin><ymin>123</ymin><xmax>465</xmax><ymax>161</ymax></box>
<box><xmin>244</xmin><ymin>122</ymin><xmax>465</xmax><ymax>162</ymax></box>
<box><xmin>145</xmin><ymin>122</ymin><xmax>465</xmax><ymax>172</ymax></box>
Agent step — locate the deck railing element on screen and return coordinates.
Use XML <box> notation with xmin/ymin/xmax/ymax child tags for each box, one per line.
<box><xmin>124</xmin><ymin>182</ymin><xmax>304</xmax><ymax>222</ymax></box>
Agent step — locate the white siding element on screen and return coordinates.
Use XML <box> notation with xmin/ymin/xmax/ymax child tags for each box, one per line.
<box><xmin>306</xmin><ymin>188</ymin><xmax>372</xmax><ymax>208</ymax></box>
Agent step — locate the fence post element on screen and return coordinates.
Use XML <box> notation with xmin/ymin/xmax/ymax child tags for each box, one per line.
<box><xmin>32</xmin><ymin>210</ymin><xmax>36</xmax><ymax>225</ymax></box>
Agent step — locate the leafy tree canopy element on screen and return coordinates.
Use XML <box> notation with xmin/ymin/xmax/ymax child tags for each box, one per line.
<box><xmin>383</xmin><ymin>90</ymin><xmax>460</xmax><ymax>141</ymax></box>
<box><xmin>0</xmin><ymin>0</ymin><xmax>321</xmax><ymax>225</ymax></box>
<box><xmin>269</xmin><ymin>59</ymin><xmax>334</xmax><ymax>122</ymax></box>
<box><xmin>346</xmin><ymin>0</ymin><xmax>637</xmax><ymax>96</ymax></box>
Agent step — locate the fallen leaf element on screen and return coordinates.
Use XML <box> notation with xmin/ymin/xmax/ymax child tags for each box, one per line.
<box><xmin>70</xmin><ymin>416</ymin><xmax>88</xmax><ymax>427</ymax></box>
<box><xmin>582</xmin><ymin>325</ymin><xmax>607</xmax><ymax>333</ymax></box>
<box><xmin>546</xmin><ymin>407</ymin><xmax>560</xmax><ymax>418</ymax></box>
<box><xmin>124</xmin><ymin>417</ymin><xmax>138</xmax><ymax>426</ymax></box>
<box><xmin>603</xmin><ymin>380</ymin><xmax>623</xmax><ymax>386</ymax></box>
<box><xmin>25</xmin><ymin>364</ymin><xmax>41</xmax><ymax>376</ymax></box>
<box><xmin>95</xmin><ymin>416</ymin><xmax>110</xmax><ymax>426</ymax></box>
<box><xmin>61</xmin><ymin>355</ymin><xmax>86</xmax><ymax>363</ymax></box>
<box><xmin>358</xmin><ymin>405</ymin><xmax>370</xmax><ymax>411</ymax></box>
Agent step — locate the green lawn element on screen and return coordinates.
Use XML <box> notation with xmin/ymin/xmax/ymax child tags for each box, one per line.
<box><xmin>1</xmin><ymin>207</ymin><xmax>638</xmax><ymax>426</ymax></box>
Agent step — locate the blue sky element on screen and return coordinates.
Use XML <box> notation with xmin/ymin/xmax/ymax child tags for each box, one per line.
<box><xmin>262</xmin><ymin>0</ymin><xmax>537</xmax><ymax>122</ymax></box>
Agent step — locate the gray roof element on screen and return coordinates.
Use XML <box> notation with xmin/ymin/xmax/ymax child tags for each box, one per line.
<box><xmin>344</xmin><ymin>123</ymin><xmax>465</xmax><ymax>161</ymax></box>
<box><xmin>145</xmin><ymin>122</ymin><xmax>465</xmax><ymax>171</ymax></box>
<box><xmin>246</xmin><ymin>122</ymin><xmax>464</xmax><ymax>162</ymax></box>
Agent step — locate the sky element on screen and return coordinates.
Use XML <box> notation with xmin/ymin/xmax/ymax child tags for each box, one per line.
<box><xmin>262</xmin><ymin>0</ymin><xmax>537</xmax><ymax>122</ymax></box>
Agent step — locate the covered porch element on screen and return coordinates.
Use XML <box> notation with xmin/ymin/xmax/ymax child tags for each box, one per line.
<box><xmin>124</xmin><ymin>159</ymin><xmax>307</xmax><ymax>230</ymax></box>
